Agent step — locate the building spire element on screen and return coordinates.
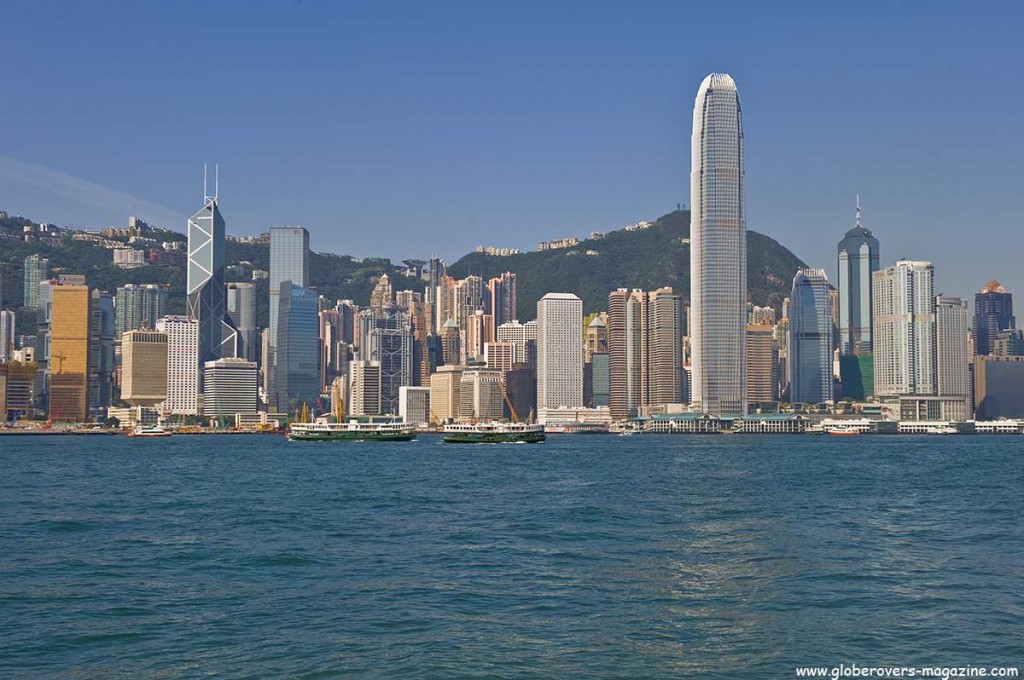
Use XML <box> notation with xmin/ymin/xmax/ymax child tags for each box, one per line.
<box><xmin>855</xmin><ymin>194</ymin><xmax>862</xmax><ymax>228</ymax></box>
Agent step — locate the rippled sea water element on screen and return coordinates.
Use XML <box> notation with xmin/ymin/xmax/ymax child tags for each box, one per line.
<box><xmin>0</xmin><ymin>434</ymin><xmax>1021</xmax><ymax>678</ymax></box>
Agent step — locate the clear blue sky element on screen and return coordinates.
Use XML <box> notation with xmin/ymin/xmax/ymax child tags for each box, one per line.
<box><xmin>1</xmin><ymin>0</ymin><xmax>1022</xmax><ymax>301</ymax></box>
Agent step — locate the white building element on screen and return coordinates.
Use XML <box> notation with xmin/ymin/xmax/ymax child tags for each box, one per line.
<box><xmin>113</xmin><ymin>248</ymin><xmax>146</xmax><ymax>268</ymax></box>
<box><xmin>536</xmin><ymin>293</ymin><xmax>582</xmax><ymax>423</ymax></box>
<box><xmin>0</xmin><ymin>310</ymin><xmax>14</xmax><ymax>362</ymax></box>
<box><xmin>935</xmin><ymin>295</ymin><xmax>970</xmax><ymax>421</ymax></box>
<box><xmin>484</xmin><ymin>341</ymin><xmax>515</xmax><ymax>375</ymax></box>
<box><xmin>496</xmin><ymin>319</ymin><xmax>537</xmax><ymax>366</ymax></box>
<box><xmin>349</xmin><ymin>360</ymin><xmax>381</xmax><ymax>416</ymax></box>
<box><xmin>156</xmin><ymin>316</ymin><xmax>199</xmax><ymax>415</ymax></box>
<box><xmin>203</xmin><ymin>358</ymin><xmax>258</xmax><ymax>418</ymax></box>
<box><xmin>399</xmin><ymin>386</ymin><xmax>430</xmax><ymax>425</ymax></box>
<box><xmin>873</xmin><ymin>261</ymin><xmax>935</xmax><ymax>396</ymax></box>
<box><xmin>690</xmin><ymin>73</ymin><xmax>747</xmax><ymax>416</ymax></box>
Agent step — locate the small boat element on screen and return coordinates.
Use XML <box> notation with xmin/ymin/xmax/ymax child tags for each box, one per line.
<box><xmin>126</xmin><ymin>425</ymin><xmax>172</xmax><ymax>438</ymax></box>
<box><xmin>926</xmin><ymin>425</ymin><xmax>958</xmax><ymax>435</ymax></box>
<box><xmin>442</xmin><ymin>422</ymin><xmax>545</xmax><ymax>444</ymax></box>
<box><xmin>618</xmin><ymin>429</ymin><xmax>636</xmax><ymax>437</ymax></box>
<box><xmin>824</xmin><ymin>424</ymin><xmax>862</xmax><ymax>436</ymax></box>
<box><xmin>288</xmin><ymin>418</ymin><xmax>416</xmax><ymax>442</ymax></box>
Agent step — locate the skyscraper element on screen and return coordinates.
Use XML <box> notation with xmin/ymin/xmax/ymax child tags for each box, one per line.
<box><xmin>359</xmin><ymin>307</ymin><xmax>412</xmax><ymax>415</ymax></box>
<box><xmin>115</xmin><ymin>284</ymin><xmax>167</xmax><ymax>338</ymax></box>
<box><xmin>48</xmin><ymin>286</ymin><xmax>91</xmax><ymax>422</ymax></box>
<box><xmin>690</xmin><ymin>73</ymin><xmax>746</xmax><ymax>416</ymax></box>
<box><xmin>226</xmin><ymin>282</ymin><xmax>257</xmax><ymax>362</ymax></box>
<box><xmin>487</xmin><ymin>272</ymin><xmax>517</xmax><ymax>328</ymax></box>
<box><xmin>788</xmin><ymin>269</ymin><xmax>835</xmax><ymax>404</ymax></box>
<box><xmin>23</xmin><ymin>255</ymin><xmax>49</xmax><ymax>309</ymax></box>
<box><xmin>974</xmin><ymin>280</ymin><xmax>1014</xmax><ymax>357</ymax></box>
<box><xmin>203</xmin><ymin>359</ymin><xmax>259</xmax><ymax>418</ymax></box>
<box><xmin>121</xmin><ymin>329</ymin><xmax>168</xmax><ymax>407</ymax></box>
<box><xmin>0</xmin><ymin>310</ymin><xmax>14</xmax><ymax>363</ymax></box>
<box><xmin>157</xmin><ymin>316</ymin><xmax>199</xmax><ymax>415</ymax></box>
<box><xmin>837</xmin><ymin>197</ymin><xmax>880</xmax><ymax>355</ymax></box>
<box><xmin>873</xmin><ymin>261</ymin><xmax>935</xmax><ymax>397</ymax></box>
<box><xmin>746</xmin><ymin>323</ymin><xmax>778</xmax><ymax>405</ymax></box>
<box><xmin>268</xmin><ymin>227</ymin><xmax>310</xmax><ymax>406</ymax></box>
<box><xmin>537</xmin><ymin>293</ymin><xmax>582</xmax><ymax>422</ymax></box>
<box><xmin>275</xmin><ymin>283</ymin><xmax>321</xmax><ymax>413</ymax></box>
<box><xmin>187</xmin><ymin>187</ymin><xmax>235</xmax><ymax>367</ymax></box>
<box><xmin>935</xmin><ymin>295</ymin><xmax>970</xmax><ymax>421</ymax></box>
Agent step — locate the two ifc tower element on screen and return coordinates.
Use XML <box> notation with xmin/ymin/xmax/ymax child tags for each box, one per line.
<box><xmin>689</xmin><ymin>73</ymin><xmax>877</xmax><ymax>417</ymax></box>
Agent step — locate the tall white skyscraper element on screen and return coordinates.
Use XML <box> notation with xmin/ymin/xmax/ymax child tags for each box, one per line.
<box><xmin>156</xmin><ymin>315</ymin><xmax>199</xmax><ymax>415</ymax></box>
<box><xmin>689</xmin><ymin>72</ymin><xmax>746</xmax><ymax>416</ymax></box>
<box><xmin>873</xmin><ymin>261</ymin><xmax>936</xmax><ymax>396</ymax></box>
<box><xmin>0</xmin><ymin>310</ymin><xmax>14</xmax><ymax>363</ymax></box>
<box><xmin>536</xmin><ymin>293</ymin><xmax>582</xmax><ymax>423</ymax></box>
<box><xmin>935</xmin><ymin>295</ymin><xmax>970</xmax><ymax>420</ymax></box>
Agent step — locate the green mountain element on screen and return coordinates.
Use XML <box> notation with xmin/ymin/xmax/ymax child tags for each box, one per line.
<box><xmin>447</xmin><ymin>210</ymin><xmax>805</xmax><ymax>320</ymax></box>
<box><xmin>1</xmin><ymin>209</ymin><xmax>805</xmax><ymax>335</ymax></box>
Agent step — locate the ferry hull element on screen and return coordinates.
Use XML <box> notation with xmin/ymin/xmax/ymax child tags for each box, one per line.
<box><xmin>288</xmin><ymin>430</ymin><xmax>416</xmax><ymax>442</ymax></box>
<box><xmin>442</xmin><ymin>432</ymin><xmax>545</xmax><ymax>444</ymax></box>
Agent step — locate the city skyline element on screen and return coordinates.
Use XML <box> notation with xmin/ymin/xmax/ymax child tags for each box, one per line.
<box><xmin>0</xmin><ymin>3</ymin><xmax>1022</xmax><ymax>303</ymax></box>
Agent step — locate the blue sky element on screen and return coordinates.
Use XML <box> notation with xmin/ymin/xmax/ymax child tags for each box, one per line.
<box><xmin>1</xmin><ymin>0</ymin><xmax>1022</xmax><ymax>301</ymax></box>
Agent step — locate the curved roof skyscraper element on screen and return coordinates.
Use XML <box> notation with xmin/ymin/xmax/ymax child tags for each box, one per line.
<box><xmin>689</xmin><ymin>73</ymin><xmax>746</xmax><ymax>416</ymax></box>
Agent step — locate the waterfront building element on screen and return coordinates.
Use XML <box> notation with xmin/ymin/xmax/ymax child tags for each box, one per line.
<box><xmin>935</xmin><ymin>295</ymin><xmax>970</xmax><ymax>421</ymax></box>
<box><xmin>48</xmin><ymin>286</ymin><xmax>91</xmax><ymax>421</ymax></box>
<box><xmin>788</xmin><ymin>269</ymin><xmax>834</xmax><ymax>405</ymax></box>
<box><xmin>839</xmin><ymin>354</ymin><xmax>874</xmax><ymax>402</ymax></box>
<box><xmin>275</xmin><ymin>283</ymin><xmax>320</xmax><ymax>413</ymax></box>
<box><xmin>89</xmin><ymin>290</ymin><xmax>115</xmax><ymax>414</ymax></box>
<box><xmin>607</xmin><ymin>288</ymin><xmax>684</xmax><ymax>420</ymax></box>
<box><xmin>23</xmin><ymin>255</ymin><xmax>49</xmax><ymax>309</ymax></box>
<box><xmin>837</xmin><ymin>197</ymin><xmax>880</xmax><ymax>355</ymax></box>
<box><xmin>0</xmin><ymin>310</ymin><xmax>14</xmax><ymax>363</ymax></box>
<box><xmin>359</xmin><ymin>307</ymin><xmax>412</xmax><ymax>415</ymax></box>
<box><xmin>429</xmin><ymin>365</ymin><xmax>463</xmax><ymax>423</ymax></box>
<box><xmin>349</xmin><ymin>360</ymin><xmax>381</xmax><ymax>416</ymax></box>
<box><xmin>226</xmin><ymin>282</ymin><xmax>257</xmax><ymax>362</ymax></box>
<box><xmin>505</xmin><ymin>364</ymin><xmax>536</xmax><ymax>421</ymax></box>
<box><xmin>269</xmin><ymin>226</ymin><xmax>310</xmax><ymax>402</ymax></box>
<box><xmin>974</xmin><ymin>356</ymin><xmax>1024</xmax><ymax>420</ymax></box>
<box><xmin>536</xmin><ymin>293</ymin><xmax>582</xmax><ymax>423</ymax></box>
<box><xmin>974</xmin><ymin>280</ymin><xmax>1014</xmax><ymax>357</ymax></box>
<box><xmin>203</xmin><ymin>358</ymin><xmax>258</xmax><ymax>418</ymax></box>
<box><xmin>114</xmin><ymin>284</ymin><xmax>167</xmax><ymax>338</ymax></box>
<box><xmin>156</xmin><ymin>315</ymin><xmax>199</xmax><ymax>415</ymax></box>
<box><xmin>873</xmin><ymin>261</ymin><xmax>935</xmax><ymax>397</ymax></box>
<box><xmin>121</xmin><ymin>329</ymin><xmax>168</xmax><ymax>407</ymax></box>
<box><xmin>187</xmin><ymin>189</ymin><xmax>236</xmax><ymax>367</ymax></box>
<box><xmin>0</xmin><ymin>360</ymin><xmax>36</xmax><ymax>421</ymax></box>
<box><xmin>398</xmin><ymin>386</ymin><xmax>430</xmax><ymax>425</ymax></box>
<box><xmin>458</xmin><ymin>367</ymin><xmax>504</xmax><ymax>423</ymax></box>
<box><xmin>589</xmin><ymin>352</ymin><xmax>609</xmax><ymax>408</ymax></box>
<box><xmin>746</xmin><ymin>323</ymin><xmax>777</xmax><ymax>405</ymax></box>
<box><xmin>689</xmin><ymin>73</ymin><xmax>746</xmax><ymax>416</ymax></box>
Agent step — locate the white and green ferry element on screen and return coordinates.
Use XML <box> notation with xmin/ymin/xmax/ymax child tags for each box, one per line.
<box><xmin>287</xmin><ymin>417</ymin><xmax>417</xmax><ymax>442</ymax></box>
<box><xmin>442</xmin><ymin>422</ymin><xmax>545</xmax><ymax>444</ymax></box>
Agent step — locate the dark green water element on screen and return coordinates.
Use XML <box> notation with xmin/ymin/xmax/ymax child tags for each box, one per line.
<box><xmin>0</xmin><ymin>434</ymin><xmax>1021</xmax><ymax>678</ymax></box>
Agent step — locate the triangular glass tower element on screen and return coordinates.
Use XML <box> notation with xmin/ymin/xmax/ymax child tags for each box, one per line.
<box><xmin>187</xmin><ymin>178</ymin><xmax>237</xmax><ymax>371</ymax></box>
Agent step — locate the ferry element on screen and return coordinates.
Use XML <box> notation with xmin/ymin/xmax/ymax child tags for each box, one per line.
<box><xmin>824</xmin><ymin>423</ymin><xmax>862</xmax><ymax>436</ymax></box>
<box><xmin>287</xmin><ymin>419</ymin><xmax>417</xmax><ymax>442</ymax></box>
<box><xmin>442</xmin><ymin>422</ymin><xmax>545</xmax><ymax>444</ymax></box>
<box><xmin>926</xmin><ymin>425</ymin><xmax>958</xmax><ymax>435</ymax></box>
<box><xmin>126</xmin><ymin>425</ymin><xmax>172</xmax><ymax>438</ymax></box>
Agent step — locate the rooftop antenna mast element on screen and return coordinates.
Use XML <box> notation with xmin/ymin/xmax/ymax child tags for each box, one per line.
<box><xmin>203</xmin><ymin>163</ymin><xmax>219</xmax><ymax>202</ymax></box>
<box><xmin>855</xmin><ymin>193</ymin><xmax>862</xmax><ymax>228</ymax></box>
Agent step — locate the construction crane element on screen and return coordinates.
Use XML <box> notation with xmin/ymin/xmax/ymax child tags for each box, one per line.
<box><xmin>500</xmin><ymin>381</ymin><xmax>519</xmax><ymax>423</ymax></box>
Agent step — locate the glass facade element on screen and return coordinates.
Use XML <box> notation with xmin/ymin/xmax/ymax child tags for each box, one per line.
<box><xmin>187</xmin><ymin>198</ymin><xmax>235</xmax><ymax>367</ymax></box>
<box><xmin>788</xmin><ymin>269</ymin><xmax>834</xmax><ymax>404</ymax></box>
<box><xmin>974</xmin><ymin>281</ymin><xmax>1014</xmax><ymax>357</ymax></box>
<box><xmin>275</xmin><ymin>283</ymin><xmax>321</xmax><ymax>412</ymax></box>
<box><xmin>837</xmin><ymin>204</ymin><xmax>880</xmax><ymax>355</ymax></box>
<box><xmin>690</xmin><ymin>73</ymin><xmax>746</xmax><ymax>416</ymax></box>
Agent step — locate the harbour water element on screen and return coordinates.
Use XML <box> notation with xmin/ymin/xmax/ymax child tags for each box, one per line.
<box><xmin>1</xmin><ymin>434</ymin><xmax>1021</xmax><ymax>677</ymax></box>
